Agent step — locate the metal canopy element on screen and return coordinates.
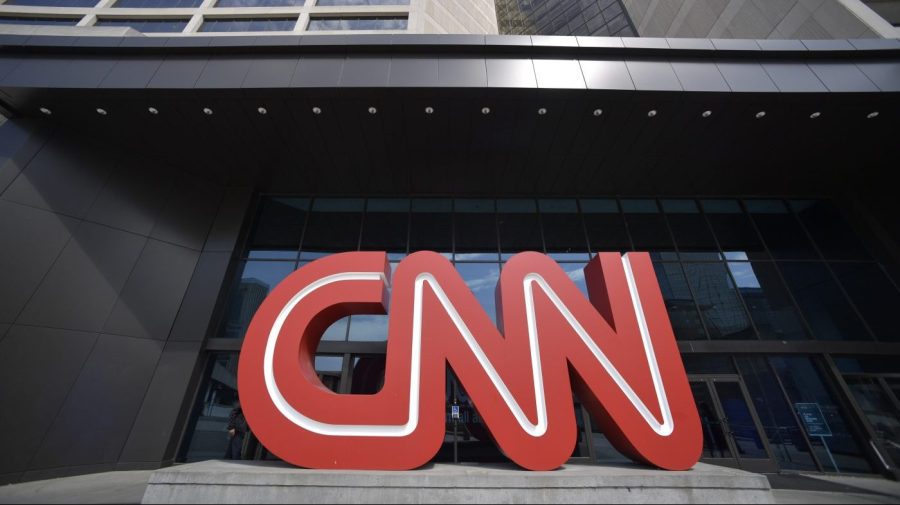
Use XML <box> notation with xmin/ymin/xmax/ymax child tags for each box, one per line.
<box><xmin>0</xmin><ymin>34</ymin><xmax>897</xmax><ymax>196</ymax></box>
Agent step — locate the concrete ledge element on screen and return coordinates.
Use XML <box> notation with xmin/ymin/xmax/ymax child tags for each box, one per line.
<box><xmin>141</xmin><ymin>460</ymin><xmax>775</xmax><ymax>504</ymax></box>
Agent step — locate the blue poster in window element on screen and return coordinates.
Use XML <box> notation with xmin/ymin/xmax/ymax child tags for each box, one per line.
<box><xmin>451</xmin><ymin>405</ymin><xmax>460</xmax><ymax>419</ymax></box>
<box><xmin>795</xmin><ymin>403</ymin><xmax>832</xmax><ymax>437</ymax></box>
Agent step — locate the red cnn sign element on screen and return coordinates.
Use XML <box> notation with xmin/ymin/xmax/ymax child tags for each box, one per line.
<box><xmin>238</xmin><ymin>251</ymin><xmax>701</xmax><ymax>471</ymax></box>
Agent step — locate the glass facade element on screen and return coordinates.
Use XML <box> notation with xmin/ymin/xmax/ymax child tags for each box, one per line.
<box><xmin>495</xmin><ymin>0</ymin><xmax>635</xmax><ymax>37</ymax></box>
<box><xmin>307</xmin><ymin>16</ymin><xmax>408</xmax><ymax>31</ymax></box>
<box><xmin>181</xmin><ymin>195</ymin><xmax>900</xmax><ymax>475</ymax></box>
<box><xmin>200</xmin><ymin>17</ymin><xmax>297</xmax><ymax>32</ymax></box>
<box><xmin>95</xmin><ymin>17</ymin><xmax>190</xmax><ymax>32</ymax></box>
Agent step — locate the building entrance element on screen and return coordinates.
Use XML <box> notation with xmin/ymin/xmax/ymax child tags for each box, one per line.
<box><xmin>690</xmin><ymin>375</ymin><xmax>778</xmax><ymax>473</ymax></box>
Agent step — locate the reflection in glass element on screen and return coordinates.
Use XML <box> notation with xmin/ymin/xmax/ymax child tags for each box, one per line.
<box><xmin>622</xmin><ymin>199</ymin><xmax>674</xmax><ymax>251</ymax></box>
<box><xmin>714</xmin><ymin>381</ymin><xmax>767</xmax><ymax>459</ymax></box>
<box><xmin>301</xmin><ymin>198</ymin><xmax>363</xmax><ymax>258</ymax></box>
<box><xmin>746</xmin><ymin>200</ymin><xmax>817</xmax><ymax>259</ymax></box>
<box><xmin>182</xmin><ymin>353</ymin><xmax>241</xmax><ymax>462</ymax></box>
<box><xmin>315</xmin><ymin>355</ymin><xmax>343</xmax><ymax>392</ymax></box>
<box><xmin>653</xmin><ymin>262</ymin><xmax>707</xmax><ymax>340</ymax></box>
<box><xmin>769</xmin><ymin>356</ymin><xmax>872</xmax><ymax>473</ymax></box>
<box><xmin>410</xmin><ymin>199</ymin><xmax>451</xmax><ymax>254</ymax></box>
<box><xmin>791</xmin><ymin>200</ymin><xmax>871</xmax><ymax>260</ymax></box>
<box><xmin>498</xmin><ymin>199</ymin><xmax>542</xmax><ymax>256</ymax></box>
<box><xmin>455</xmin><ymin>199</ymin><xmax>498</xmax><ymax>257</ymax></box>
<box><xmin>662</xmin><ymin>199</ymin><xmax>718</xmax><ymax>252</ymax></box>
<box><xmin>247</xmin><ymin>197</ymin><xmax>308</xmax><ymax>258</ymax></box>
<box><xmin>690</xmin><ymin>382</ymin><xmax>733</xmax><ymax>458</ymax></box>
<box><xmin>220</xmin><ymin>261</ymin><xmax>295</xmax><ymax>339</ymax></box>
<box><xmin>361</xmin><ymin>199</ymin><xmax>408</xmax><ymax>252</ymax></box>
<box><xmin>727</xmin><ymin>262</ymin><xmax>809</xmax><ymax>341</ymax></box>
<box><xmin>830</xmin><ymin>263</ymin><xmax>900</xmax><ymax>342</ymax></box>
<box><xmin>456</xmin><ymin>263</ymin><xmax>501</xmax><ymax>324</ymax></box>
<box><xmin>348</xmin><ymin>314</ymin><xmax>389</xmax><ymax>342</ymax></box>
<box><xmin>321</xmin><ymin>316</ymin><xmax>349</xmax><ymax>341</ymax></box>
<box><xmin>779</xmin><ymin>262</ymin><xmax>871</xmax><ymax>341</ymax></box>
<box><xmin>540</xmin><ymin>199</ymin><xmax>587</xmax><ymax>255</ymax></box>
<box><xmin>844</xmin><ymin>376</ymin><xmax>900</xmax><ymax>465</ymax></box>
<box><xmin>682</xmin><ymin>262</ymin><xmax>755</xmax><ymax>340</ymax></box>
<box><xmin>702</xmin><ymin>200</ymin><xmax>768</xmax><ymax>260</ymax></box>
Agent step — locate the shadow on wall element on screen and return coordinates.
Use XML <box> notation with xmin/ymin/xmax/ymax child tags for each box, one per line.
<box><xmin>0</xmin><ymin>117</ymin><xmax>232</xmax><ymax>484</ymax></box>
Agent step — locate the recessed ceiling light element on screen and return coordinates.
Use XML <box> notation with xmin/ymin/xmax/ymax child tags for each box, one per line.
<box><xmin>203</xmin><ymin>107</ymin><xmax>213</xmax><ymax>116</ymax></box>
<box><xmin>257</xmin><ymin>107</ymin><xmax>267</xmax><ymax>115</ymax></box>
<box><xmin>592</xmin><ymin>108</ymin><xmax>603</xmax><ymax>117</ymax></box>
<box><xmin>702</xmin><ymin>110</ymin><xmax>712</xmax><ymax>118</ymax></box>
<box><xmin>425</xmin><ymin>106</ymin><xmax>434</xmax><ymax>114</ymax></box>
<box><xmin>312</xmin><ymin>106</ymin><xmax>322</xmax><ymax>115</ymax></box>
<box><xmin>647</xmin><ymin>109</ymin><xmax>657</xmax><ymax>118</ymax></box>
<box><xmin>148</xmin><ymin>107</ymin><xmax>159</xmax><ymax>115</ymax></box>
<box><xmin>368</xmin><ymin>106</ymin><xmax>377</xmax><ymax>115</ymax></box>
<box><xmin>537</xmin><ymin>107</ymin><xmax>547</xmax><ymax>115</ymax></box>
<box><xmin>867</xmin><ymin>111</ymin><xmax>879</xmax><ymax>119</ymax></box>
<box><xmin>809</xmin><ymin>111</ymin><xmax>821</xmax><ymax>119</ymax></box>
<box><xmin>96</xmin><ymin>108</ymin><xmax>107</xmax><ymax>116</ymax></box>
<box><xmin>481</xmin><ymin>107</ymin><xmax>491</xmax><ymax>115</ymax></box>
<box><xmin>39</xmin><ymin>107</ymin><xmax>51</xmax><ymax>115</ymax></box>
<box><xmin>755</xmin><ymin>111</ymin><xmax>766</xmax><ymax>119</ymax></box>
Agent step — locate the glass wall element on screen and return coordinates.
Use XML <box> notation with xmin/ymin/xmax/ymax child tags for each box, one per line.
<box><xmin>182</xmin><ymin>195</ymin><xmax>899</xmax><ymax>475</ymax></box>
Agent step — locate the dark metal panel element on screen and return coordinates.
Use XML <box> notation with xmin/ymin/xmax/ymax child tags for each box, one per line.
<box><xmin>671</xmin><ymin>60</ymin><xmax>731</xmax><ymax>92</ymax></box>
<box><xmin>147</xmin><ymin>57</ymin><xmax>207</xmax><ymax>89</ymax></box>
<box><xmin>625</xmin><ymin>59</ymin><xmax>682</xmax><ymax>91</ymax></box>
<box><xmin>389</xmin><ymin>57</ymin><xmax>439</xmax><ymax>87</ymax></box>
<box><xmin>203</xmin><ymin>186</ymin><xmax>252</xmax><ymax>253</ymax></box>
<box><xmin>0</xmin><ymin>57</ymin><xmax>22</xmax><ymax>84</ymax></box>
<box><xmin>169</xmin><ymin>251</ymin><xmax>232</xmax><ymax>342</ymax></box>
<box><xmin>808</xmin><ymin>62</ymin><xmax>880</xmax><ymax>92</ymax></box>
<box><xmin>150</xmin><ymin>173</ymin><xmax>222</xmax><ymax>251</ymax></box>
<box><xmin>391</xmin><ymin>34</ymin><xmax>485</xmax><ymax>46</ymax></box>
<box><xmin>27</xmin><ymin>334</ymin><xmax>163</xmax><ymax>471</ymax></box>
<box><xmin>242</xmin><ymin>55</ymin><xmax>299</xmax><ymax>88</ymax></box>
<box><xmin>531</xmin><ymin>35</ymin><xmax>578</xmax><ymax>47</ymax></box>
<box><xmin>340</xmin><ymin>57</ymin><xmax>390</xmax><ymax>87</ymax></box>
<box><xmin>195</xmin><ymin>56</ymin><xmax>254</xmax><ymax>89</ymax></box>
<box><xmin>666</xmin><ymin>38</ymin><xmax>715</xmax><ymax>50</ymax></box>
<box><xmin>576</xmin><ymin>36</ymin><xmax>624</xmax><ymax>48</ymax></box>
<box><xmin>756</xmin><ymin>39</ymin><xmax>806</xmax><ymax>51</ymax></box>
<box><xmin>103</xmin><ymin>239</ymin><xmax>200</xmax><ymax>341</ymax></box>
<box><xmin>16</xmin><ymin>222</ymin><xmax>147</xmax><ymax>333</ymax></box>
<box><xmin>802</xmin><ymin>39</ymin><xmax>855</xmax><ymax>51</ymax></box>
<box><xmin>485</xmin><ymin>34</ymin><xmax>532</xmax><ymax>47</ymax></box>
<box><xmin>849</xmin><ymin>38</ymin><xmax>900</xmax><ymax>50</ymax></box>
<box><xmin>855</xmin><ymin>62</ymin><xmax>900</xmax><ymax>92</ymax></box>
<box><xmin>716</xmin><ymin>61</ymin><xmax>778</xmax><ymax>92</ymax></box>
<box><xmin>437</xmin><ymin>57</ymin><xmax>487</xmax><ymax>87</ymax></box>
<box><xmin>579</xmin><ymin>59</ymin><xmax>634</xmax><ymax>90</ymax></box>
<box><xmin>533</xmin><ymin>59</ymin><xmax>586</xmax><ymax>89</ymax></box>
<box><xmin>0</xmin><ymin>325</ymin><xmax>97</xmax><ymax>476</ymax></box>
<box><xmin>0</xmin><ymin>56</ymin><xmax>66</xmax><ymax>88</ymax></box>
<box><xmin>623</xmin><ymin>37</ymin><xmax>669</xmax><ymax>49</ymax></box>
<box><xmin>762</xmin><ymin>62</ymin><xmax>828</xmax><ymax>92</ymax></box>
<box><xmin>85</xmin><ymin>156</ymin><xmax>175</xmax><ymax>237</ymax></box>
<box><xmin>98</xmin><ymin>57</ymin><xmax>163</xmax><ymax>89</ymax></box>
<box><xmin>51</xmin><ymin>57</ymin><xmax>117</xmax><ymax>89</ymax></box>
<box><xmin>290</xmin><ymin>56</ymin><xmax>343</xmax><ymax>88</ymax></box>
<box><xmin>0</xmin><ymin>201</ymin><xmax>78</xmax><ymax>324</ymax></box>
<box><xmin>711</xmin><ymin>39</ymin><xmax>761</xmax><ymax>51</ymax></box>
<box><xmin>485</xmin><ymin>58</ymin><xmax>536</xmax><ymax>88</ymax></box>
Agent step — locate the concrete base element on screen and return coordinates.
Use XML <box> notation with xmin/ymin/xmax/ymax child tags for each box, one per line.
<box><xmin>141</xmin><ymin>460</ymin><xmax>775</xmax><ymax>504</ymax></box>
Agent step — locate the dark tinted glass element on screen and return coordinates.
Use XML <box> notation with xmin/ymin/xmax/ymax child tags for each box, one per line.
<box><xmin>691</xmin><ymin>382</ymin><xmax>734</xmax><ymax>458</ymax></box>
<box><xmin>746</xmin><ymin>200</ymin><xmax>817</xmax><ymax>259</ymax></box>
<box><xmin>662</xmin><ymin>200</ymin><xmax>718</xmax><ymax>252</ymax></box>
<box><xmin>681</xmin><ymin>355</ymin><xmax>735</xmax><ymax>374</ymax></box>
<box><xmin>736</xmin><ymin>357</ymin><xmax>819</xmax><ymax>471</ymax></box>
<box><xmin>581</xmin><ymin>199</ymin><xmax>630</xmax><ymax>253</ymax></box>
<box><xmin>728</xmin><ymin>262</ymin><xmax>810</xmax><ymax>341</ymax></box>
<box><xmin>791</xmin><ymin>200</ymin><xmax>871</xmax><ymax>260</ymax></box>
<box><xmin>621</xmin><ymin>199</ymin><xmax>674</xmax><ymax>251</ymax></box>
<box><xmin>454</xmin><ymin>199</ymin><xmax>498</xmax><ymax>260</ymax></box>
<box><xmin>702</xmin><ymin>200</ymin><xmax>767</xmax><ymax>260</ymax></box>
<box><xmin>779</xmin><ymin>262</ymin><xmax>871</xmax><ymax>341</ymax></box>
<box><xmin>182</xmin><ymin>353</ymin><xmax>240</xmax><ymax>462</ymax></box>
<box><xmin>831</xmin><ymin>262</ymin><xmax>900</xmax><ymax>342</ymax></box>
<box><xmin>95</xmin><ymin>18</ymin><xmax>190</xmax><ymax>32</ymax></box>
<box><xmin>350</xmin><ymin>355</ymin><xmax>386</xmax><ymax>394</ymax></box>
<box><xmin>769</xmin><ymin>356</ymin><xmax>873</xmax><ymax>473</ymax></box>
<box><xmin>0</xmin><ymin>16</ymin><xmax>80</xmax><ymax>25</ymax></box>
<box><xmin>360</xmin><ymin>199</ymin><xmax>408</xmax><ymax>252</ymax></box>
<box><xmin>652</xmin><ymin>262</ymin><xmax>707</xmax><ymax>340</ymax></box>
<box><xmin>497</xmin><ymin>199</ymin><xmax>542</xmax><ymax>257</ymax></box>
<box><xmin>307</xmin><ymin>16</ymin><xmax>408</xmax><ymax>30</ymax></box>
<box><xmin>317</xmin><ymin>0</ymin><xmax>409</xmax><ymax>4</ymax></box>
<box><xmin>6</xmin><ymin>0</ymin><xmax>97</xmax><ymax>5</ymax></box>
<box><xmin>247</xmin><ymin>197</ymin><xmax>308</xmax><ymax>257</ymax></box>
<box><xmin>409</xmin><ymin>199</ymin><xmax>451</xmax><ymax>254</ymax></box>
<box><xmin>539</xmin><ymin>199</ymin><xmax>587</xmax><ymax>254</ymax></box>
<box><xmin>682</xmin><ymin>262</ymin><xmax>756</xmax><ymax>340</ymax></box>
<box><xmin>220</xmin><ymin>261</ymin><xmax>295</xmax><ymax>339</ymax></box>
<box><xmin>115</xmin><ymin>0</ymin><xmax>202</xmax><ymax>6</ymax></box>
<box><xmin>201</xmin><ymin>17</ymin><xmax>296</xmax><ymax>31</ymax></box>
<box><xmin>301</xmin><ymin>198</ymin><xmax>363</xmax><ymax>258</ymax></box>
<box><xmin>216</xmin><ymin>0</ymin><xmax>305</xmax><ymax>5</ymax></box>
<box><xmin>834</xmin><ymin>356</ymin><xmax>900</xmax><ymax>374</ymax></box>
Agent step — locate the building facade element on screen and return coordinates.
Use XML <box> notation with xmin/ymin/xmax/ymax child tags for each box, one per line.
<box><xmin>0</xmin><ymin>0</ymin><xmax>899</xmax><ymax>490</ymax></box>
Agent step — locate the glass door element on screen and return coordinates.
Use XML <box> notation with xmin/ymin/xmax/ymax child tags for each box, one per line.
<box><xmin>844</xmin><ymin>375</ymin><xmax>900</xmax><ymax>467</ymax></box>
<box><xmin>690</xmin><ymin>375</ymin><xmax>779</xmax><ymax>472</ymax></box>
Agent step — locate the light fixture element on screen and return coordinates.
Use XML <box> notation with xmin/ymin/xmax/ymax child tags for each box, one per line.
<box><xmin>257</xmin><ymin>107</ymin><xmax>267</xmax><ymax>115</ymax></box>
<box><xmin>148</xmin><ymin>107</ymin><xmax>159</xmax><ymax>115</ymax></box>
<box><xmin>203</xmin><ymin>107</ymin><xmax>213</xmax><ymax>116</ymax></box>
<box><xmin>755</xmin><ymin>111</ymin><xmax>766</xmax><ymax>119</ymax></box>
<box><xmin>592</xmin><ymin>108</ymin><xmax>603</xmax><ymax>117</ymax></box>
<box><xmin>537</xmin><ymin>107</ymin><xmax>547</xmax><ymax>115</ymax></box>
<box><xmin>481</xmin><ymin>107</ymin><xmax>491</xmax><ymax>115</ymax></box>
<box><xmin>425</xmin><ymin>106</ymin><xmax>434</xmax><ymax>114</ymax></box>
<box><xmin>96</xmin><ymin>108</ymin><xmax>107</xmax><ymax>116</ymax></box>
<box><xmin>867</xmin><ymin>111</ymin><xmax>879</xmax><ymax>119</ymax></box>
<box><xmin>39</xmin><ymin>107</ymin><xmax>52</xmax><ymax>116</ymax></box>
<box><xmin>647</xmin><ymin>109</ymin><xmax>657</xmax><ymax>118</ymax></box>
<box><xmin>702</xmin><ymin>110</ymin><xmax>712</xmax><ymax>118</ymax></box>
<box><xmin>368</xmin><ymin>106</ymin><xmax>377</xmax><ymax>115</ymax></box>
<box><xmin>809</xmin><ymin>111</ymin><xmax>821</xmax><ymax>119</ymax></box>
<box><xmin>312</xmin><ymin>106</ymin><xmax>322</xmax><ymax>115</ymax></box>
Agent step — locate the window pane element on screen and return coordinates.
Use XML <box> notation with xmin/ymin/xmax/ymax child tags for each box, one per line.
<box><xmin>681</xmin><ymin>355</ymin><xmax>735</xmax><ymax>374</ymax></box>
<box><xmin>769</xmin><ymin>356</ymin><xmax>873</xmax><ymax>473</ymax></box>
<box><xmin>216</xmin><ymin>0</ymin><xmax>305</xmax><ymax>6</ymax></box>
<box><xmin>0</xmin><ymin>16</ymin><xmax>80</xmax><ymax>25</ymax></box>
<box><xmin>182</xmin><ymin>353</ymin><xmax>240</xmax><ymax>462</ymax></box>
<box><xmin>456</xmin><ymin>263</ymin><xmax>501</xmax><ymax>324</ymax></box>
<box><xmin>454</xmin><ymin>199</ymin><xmax>497</xmax><ymax>260</ymax></box>
<box><xmin>682</xmin><ymin>262</ymin><xmax>756</xmax><ymax>340</ymax></box>
<box><xmin>621</xmin><ymin>199</ymin><xmax>674</xmax><ymax>252</ymax></box>
<box><xmin>95</xmin><ymin>18</ymin><xmax>190</xmax><ymax>32</ymax></box>
<box><xmin>114</xmin><ymin>0</ymin><xmax>203</xmax><ymax>6</ymax></box>
<box><xmin>652</xmin><ymin>262</ymin><xmax>707</xmax><ymax>340</ymax></box>
<box><xmin>831</xmin><ymin>263</ymin><xmax>900</xmax><ymax>342</ymax></box>
<box><xmin>350</xmin><ymin>354</ymin><xmax>386</xmax><ymax>394</ymax></box>
<box><xmin>581</xmin><ymin>199</ymin><xmax>630</xmax><ymax>252</ymax></box>
<box><xmin>307</xmin><ymin>16</ymin><xmax>408</xmax><ymax>31</ymax></box>
<box><xmin>347</xmin><ymin>314</ymin><xmax>388</xmax><ymax>342</ymax></box>
<box><xmin>317</xmin><ymin>0</ymin><xmax>410</xmax><ymax>5</ymax></box>
<box><xmin>219</xmin><ymin>261</ymin><xmax>295</xmax><ymax>339</ymax></box>
<box><xmin>409</xmin><ymin>199</ymin><xmax>451</xmax><ymax>254</ymax></box>
<box><xmin>779</xmin><ymin>262</ymin><xmax>871</xmax><ymax>341</ymax></box>
<box><xmin>361</xmin><ymin>199</ymin><xmax>408</xmax><ymax>252</ymax></box>
<box><xmin>301</xmin><ymin>198</ymin><xmax>363</xmax><ymax>258</ymax></box>
<box><xmin>791</xmin><ymin>200</ymin><xmax>871</xmax><ymax>260</ymax></box>
<box><xmin>540</xmin><ymin>199</ymin><xmax>587</xmax><ymax>254</ymax></box>
<box><xmin>844</xmin><ymin>376</ymin><xmax>900</xmax><ymax>465</ymax></box>
<box><xmin>663</xmin><ymin>199</ymin><xmax>718</xmax><ymax>252</ymax></box>
<box><xmin>746</xmin><ymin>200</ymin><xmax>817</xmax><ymax>259</ymax></box>
<box><xmin>736</xmin><ymin>357</ymin><xmax>819</xmax><ymax>471</ymax></box>
<box><xmin>728</xmin><ymin>262</ymin><xmax>810</xmax><ymax>341</ymax></box>
<box><xmin>6</xmin><ymin>0</ymin><xmax>97</xmax><ymax>5</ymax></box>
<box><xmin>498</xmin><ymin>199</ymin><xmax>542</xmax><ymax>257</ymax></box>
<box><xmin>246</xmin><ymin>197</ymin><xmax>307</xmax><ymax>258</ymax></box>
<box><xmin>201</xmin><ymin>17</ymin><xmax>296</xmax><ymax>31</ymax></box>
<box><xmin>702</xmin><ymin>200</ymin><xmax>768</xmax><ymax>260</ymax></box>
